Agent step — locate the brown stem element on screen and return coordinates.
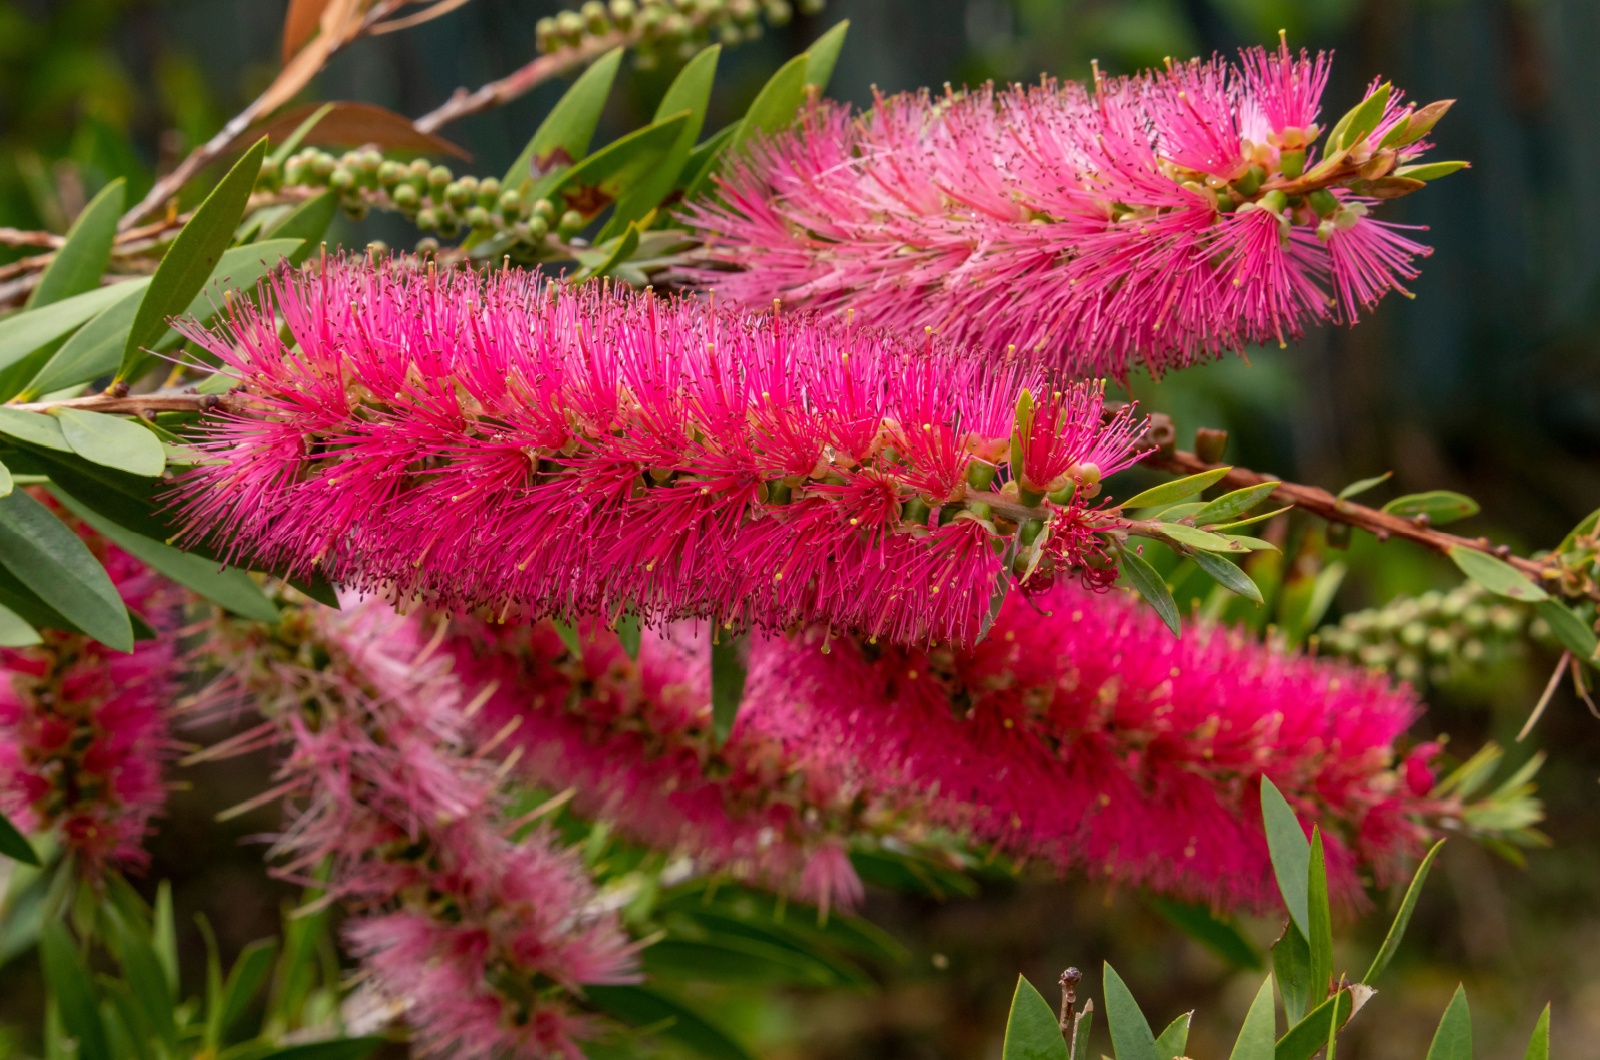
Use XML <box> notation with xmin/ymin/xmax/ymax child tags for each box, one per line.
<box><xmin>1058</xmin><ymin>967</ymin><xmax>1081</xmax><ymax>1044</ymax></box>
<box><xmin>8</xmin><ymin>392</ymin><xmax>234</xmax><ymax>416</ymax></box>
<box><xmin>416</xmin><ymin>32</ymin><xmax>625</xmax><ymax>133</ymax></box>
<box><xmin>1140</xmin><ymin>413</ymin><xmax>1552</xmax><ymax>579</ymax></box>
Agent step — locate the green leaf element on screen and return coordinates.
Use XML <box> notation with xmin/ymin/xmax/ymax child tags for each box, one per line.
<box><xmin>1330</xmin><ymin>83</ymin><xmax>1392</xmax><ymax>150</ymax></box>
<box><xmin>1149</xmin><ymin>898</ymin><xmax>1261</xmax><ymax>968</ymax></box>
<box><xmin>587</xmin><ymin>984</ymin><xmax>754</xmax><ymax>1060</ymax></box>
<box><xmin>152</xmin><ymin>881</ymin><xmax>177</xmax><ymax>993</ymax></box>
<box><xmin>711</xmin><ymin>633</ymin><xmax>749</xmax><ymax>747</ymax></box>
<box><xmin>55</xmin><ymin>408</ymin><xmax>165</xmax><ymax>476</ymax></box>
<box><xmin>1118</xmin><ymin>546</ymin><xmax>1180</xmax><ymax>637</ymax></box>
<box><xmin>1275</xmin><ymin>989</ymin><xmax>1354</xmax><ymax>1060</ymax></box>
<box><xmin>120</xmin><ymin>138</ymin><xmax>267</xmax><ymax>380</ymax></box>
<box><xmin>1192</xmin><ymin>550</ymin><xmax>1264</xmax><ymax>604</ymax></box>
<box><xmin>639</xmin><ymin>936</ymin><xmax>839</xmax><ymax>986</ymax></box>
<box><xmin>1522</xmin><ymin>1004</ymin><xmax>1550</xmax><ymax>1060</ymax></box>
<box><xmin>1336</xmin><ymin>471</ymin><xmax>1391</xmax><ymax>501</ymax></box>
<box><xmin>0</xmin><ymin>808</ymin><xmax>39</xmax><ymax>865</ymax></box>
<box><xmin>39</xmin><ymin>922</ymin><xmax>111</xmax><ymax>1060</ymax></box>
<box><xmin>1393</xmin><ymin>161</ymin><xmax>1469</xmax><ymax>181</ymax></box>
<box><xmin>1001</xmin><ymin>975</ymin><xmax>1070</xmax><ymax>1060</ymax></box>
<box><xmin>1193</xmin><ymin>483</ymin><xmax>1279</xmax><ymax>525</ymax></box>
<box><xmin>1228</xmin><ymin>977</ymin><xmax>1277</xmax><ymax>1060</ymax></box>
<box><xmin>110</xmin><ymin>911</ymin><xmax>178</xmax><ymax>1049</ymax></box>
<box><xmin>0</xmin><ymin>281</ymin><xmax>136</xmax><ymax>375</ymax></box>
<box><xmin>1557</xmin><ymin>506</ymin><xmax>1600</xmax><ymax>554</ymax></box>
<box><xmin>267</xmin><ymin>102</ymin><xmax>335</xmax><ymax>166</ymax></box>
<box><xmin>0</xmin><ymin>489</ymin><xmax>130</xmax><ymax>650</ymax></box>
<box><xmin>253</xmin><ymin>1039</ymin><xmax>387</xmax><ymax>1060</ymax></box>
<box><xmin>509</xmin><ymin>47</ymin><xmax>624</xmax><ymax>197</ymax></box>
<box><xmin>551</xmin><ymin>618</ymin><xmax>582</xmax><ymax>656</ymax></box>
<box><xmin>1534</xmin><ymin>599</ymin><xmax>1598</xmax><ymax>666</ymax></box>
<box><xmin>574</xmin><ymin>222</ymin><xmax>642</xmax><ymax>281</ymax></box>
<box><xmin>547</xmin><ymin>113</ymin><xmax>693</xmax><ymax>225</ymax></box>
<box><xmin>1155</xmin><ymin>523</ymin><xmax>1250</xmax><ymax>553</ymax></box>
<box><xmin>0</xmin><ymin>457</ymin><xmax>10</xmax><ymax>498</ymax></box>
<box><xmin>1280</xmin><ymin>561</ymin><xmax>1345</xmax><ymax>648</ymax></box>
<box><xmin>28</xmin><ymin>179</ymin><xmax>125</xmax><ymax>309</ymax></box>
<box><xmin>1120</xmin><ymin>467</ymin><xmax>1232</xmax><ymax>510</ymax></box>
<box><xmin>1381</xmin><ymin>490</ymin><xmax>1479</xmax><ymax>525</ymax></box>
<box><xmin>1273</xmin><ymin>922</ymin><xmax>1312</xmax><ymax>1027</ymax></box>
<box><xmin>804</xmin><ymin>20</ymin><xmax>850</xmax><ymax>89</ymax></box>
<box><xmin>1260</xmin><ymin>777</ymin><xmax>1311</xmax><ymax>936</ymax></box>
<box><xmin>0</xmin><ymin>407</ymin><xmax>72</xmax><ymax>450</ymax></box>
<box><xmin>616</xmin><ymin>611</ymin><xmax>641</xmax><ymax>661</ymax></box>
<box><xmin>1101</xmin><ymin>963</ymin><xmax>1159</xmax><ymax>1060</ymax></box>
<box><xmin>1448</xmin><ymin>546</ymin><xmax>1548</xmax><ymax>602</ymax></box>
<box><xmin>1154</xmin><ymin>1013</ymin><xmax>1191</xmax><ymax>1060</ymax></box>
<box><xmin>730</xmin><ymin>52</ymin><xmax>811</xmax><ymax>152</ymax></box>
<box><xmin>1211</xmin><ymin>506</ymin><xmax>1294</xmax><ymax>533</ymax></box>
<box><xmin>51</xmin><ymin>489</ymin><xmax>279</xmax><ymax>622</ymax></box>
<box><xmin>212</xmin><ymin>939</ymin><xmax>278</xmax><ymax>1046</ymax></box>
<box><xmin>1306</xmin><ymin>830</ymin><xmax>1333</xmax><ymax>1009</ymax></box>
<box><xmin>1072</xmin><ymin>1006</ymin><xmax>1093</xmax><ymax>1060</ymax></box>
<box><xmin>1424</xmin><ymin>985</ymin><xmax>1472</xmax><ymax>1060</ymax></box>
<box><xmin>1362</xmin><ymin>838</ymin><xmax>1444</xmax><ymax>984</ymax></box>
<box><xmin>265</xmin><ymin>191</ymin><xmax>338</xmax><ymax>264</ymax></box>
<box><xmin>0</xmin><ymin>600</ymin><xmax>40</xmax><ymax>647</ymax></box>
<box><xmin>600</xmin><ymin>45</ymin><xmax>720</xmax><ymax>240</ymax></box>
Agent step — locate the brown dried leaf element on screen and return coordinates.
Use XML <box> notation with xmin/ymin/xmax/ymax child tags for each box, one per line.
<box><xmin>253</xmin><ymin>101</ymin><xmax>471</xmax><ymax>160</ymax></box>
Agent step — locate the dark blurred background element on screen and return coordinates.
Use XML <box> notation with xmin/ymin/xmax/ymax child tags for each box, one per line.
<box><xmin>2</xmin><ymin>1</ymin><xmax>1599</xmax><ymax>1056</ymax></box>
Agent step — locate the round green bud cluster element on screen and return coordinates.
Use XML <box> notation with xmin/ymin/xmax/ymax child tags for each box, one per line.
<box><xmin>1316</xmin><ymin>582</ymin><xmax>1535</xmax><ymax>686</ymax></box>
<box><xmin>276</xmin><ymin>148</ymin><xmax>575</xmax><ymax>254</ymax></box>
<box><xmin>535</xmin><ymin>0</ymin><xmax>824</xmax><ymax>66</ymax></box>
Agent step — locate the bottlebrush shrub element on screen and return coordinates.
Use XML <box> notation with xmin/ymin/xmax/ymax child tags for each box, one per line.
<box><xmin>169</xmin><ymin>257</ymin><xmax>1148</xmax><ymax>648</ymax></box>
<box><xmin>197</xmin><ymin>600</ymin><xmax>637</xmax><ymax>1060</ymax></box>
<box><xmin>373</xmin><ymin>582</ymin><xmax>1446</xmax><ymax>912</ymax></box>
<box><xmin>686</xmin><ymin>39</ymin><xmax>1453</xmax><ymax>379</ymax></box>
<box><xmin>0</xmin><ymin>521</ymin><xmax>181</xmax><ymax>877</ymax></box>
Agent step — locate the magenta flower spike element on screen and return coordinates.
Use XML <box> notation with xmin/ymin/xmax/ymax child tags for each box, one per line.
<box><xmin>171</xmin><ymin>257</ymin><xmax>1148</xmax><ymax>647</ymax></box>
<box><xmin>686</xmin><ymin>38</ymin><xmax>1450</xmax><ymax>379</ymax></box>
<box><xmin>0</xmin><ymin>519</ymin><xmax>181</xmax><ymax>878</ymax></box>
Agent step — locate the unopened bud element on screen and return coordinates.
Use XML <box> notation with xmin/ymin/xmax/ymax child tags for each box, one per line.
<box><xmin>966</xmin><ymin>461</ymin><xmax>997</xmax><ymax>491</ymax></box>
<box><xmin>902</xmin><ymin>496</ymin><xmax>931</xmax><ymax>527</ymax></box>
<box><xmin>1279</xmin><ymin>147</ymin><xmax>1305</xmax><ymax>180</ymax></box>
<box><xmin>428</xmin><ymin>164</ymin><xmax>453</xmax><ymax>189</ymax></box>
<box><xmin>1019</xmin><ymin>518</ymin><xmax>1045</xmax><ymax>546</ymax></box>
<box><xmin>465</xmin><ymin>205</ymin><xmax>493</xmax><ymax>230</ymax></box>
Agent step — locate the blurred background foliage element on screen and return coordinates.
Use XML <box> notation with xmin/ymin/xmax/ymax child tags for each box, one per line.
<box><xmin>1</xmin><ymin>0</ymin><xmax>1597</xmax><ymax>1056</ymax></box>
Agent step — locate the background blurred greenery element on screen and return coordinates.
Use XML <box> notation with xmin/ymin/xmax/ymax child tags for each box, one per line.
<box><xmin>2</xmin><ymin>0</ymin><xmax>1598</xmax><ymax>1056</ymax></box>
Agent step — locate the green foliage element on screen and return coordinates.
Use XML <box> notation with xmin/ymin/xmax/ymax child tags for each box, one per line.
<box><xmin>508</xmin><ymin>48</ymin><xmax>625</xmax><ymax>198</ymax></box>
<box><xmin>0</xmin><ymin>487</ymin><xmax>129</xmax><ymax>651</ymax></box>
<box><xmin>1101</xmin><ymin>963</ymin><xmax>1159</xmax><ymax>1060</ymax></box>
<box><xmin>1117</xmin><ymin>544</ymin><xmax>1181</xmax><ymax>636</ymax></box>
<box><xmin>1381</xmin><ymin>490</ymin><xmax>1480</xmax><ymax>526</ymax></box>
<box><xmin>711</xmin><ymin>632</ymin><xmax>749</xmax><ymax>746</ymax></box>
<box><xmin>1228</xmin><ymin>977</ymin><xmax>1276</xmax><ymax>1060</ymax></box>
<box><xmin>1002</xmin><ymin>976</ymin><xmax>1069</xmax><ymax>1060</ymax></box>
<box><xmin>1425</xmin><ymin>986</ymin><xmax>1472</xmax><ymax>1060</ymax></box>
<box><xmin>27</xmin><ymin>179</ymin><xmax>124</xmax><ymax>309</ymax></box>
<box><xmin>0</xmin><ymin>809</ymin><xmax>39</xmax><ymax>867</ymax></box>
<box><xmin>1121</xmin><ymin>467</ymin><xmax>1233</xmax><ymax>510</ymax></box>
<box><xmin>1448</xmin><ymin>546</ymin><xmax>1548</xmax><ymax>603</ymax></box>
<box><xmin>1363</xmin><ymin>839</ymin><xmax>1445</xmax><ymax>984</ymax></box>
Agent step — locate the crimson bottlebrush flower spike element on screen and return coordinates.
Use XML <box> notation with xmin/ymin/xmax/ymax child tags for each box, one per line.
<box><xmin>0</xmin><ymin>517</ymin><xmax>182</xmax><ymax>878</ymax></box>
<box><xmin>686</xmin><ymin>37</ymin><xmax>1457</xmax><ymax>380</ymax></box>
<box><xmin>171</xmin><ymin>257</ymin><xmax>1148</xmax><ymax>647</ymax></box>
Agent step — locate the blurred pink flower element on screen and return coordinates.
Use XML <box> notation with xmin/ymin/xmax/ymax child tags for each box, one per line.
<box><xmin>687</xmin><ymin>40</ymin><xmax>1443</xmax><ymax>380</ymax></box>
<box><xmin>170</xmin><ymin>257</ymin><xmax>1147</xmax><ymax>649</ymax></box>
<box><xmin>0</xmin><ymin>524</ymin><xmax>180</xmax><ymax>877</ymax></box>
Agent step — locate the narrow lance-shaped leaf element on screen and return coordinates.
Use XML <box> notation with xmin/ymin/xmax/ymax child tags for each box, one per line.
<box><xmin>711</xmin><ymin>633</ymin><xmax>749</xmax><ymax>747</ymax></box>
<box><xmin>1362</xmin><ymin>838</ymin><xmax>1444</xmax><ymax>984</ymax></box>
<box><xmin>1273</xmin><ymin>922</ymin><xmax>1312</xmax><ymax>1028</ymax></box>
<box><xmin>1228</xmin><ymin>976</ymin><xmax>1276</xmax><ymax>1060</ymax></box>
<box><xmin>27</xmin><ymin>179</ymin><xmax>125</xmax><ymax>309</ymax></box>
<box><xmin>1448</xmin><ymin>546</ymin><xmax>1548</xmax><ymax>602</ymax></box>
<box><xmin>600</xmin><ymin>44</ymin><xmax>720</xmax><ymax>240</ymax></box>
<box><xmin>683</xmin><ymin>53</ymin><xmax>810</xmax><ymax>199</ymax></box>
<box><xmin>0</xmin><ymin>281</ymin><xmax>135</xmax><ymax>375</ymax></box>
<box><xmin>546</xmin><ymin>113</ymin><xmax>692</xmax><ymax>225</ymax></box>
<box><xmin>1101</xmin><ymin>963</ymin><xmax>1159</xmax><ymax>1060</ymax></box>
<box><xmin>1275</xmin><ymin>988</ymin><xmax>1353</xmax><ymax>1060</ymax></box>
<box><xmin>1120</xmin><ymin>467</ymin><xmax>1233</xmax><ymax>510</ymax></box>
<box><xmin>1424</xmin><ymin>985</ymin><xmax>1472</xmax><ymax>1060</ymax></box>
<box><xmin>1260</xmin><ymin>777</ymin><xmax>1312</xmax><ymax>935</ymax></box>
<box><xmin>119</xmin><ymin>138</ymin><xmax>267</xmax><ymax>381</ymax></box>
<box><xmin>1001</xmin><ymin>975</ymin><xmax>1071</xmax><ymax>1060</ymax></box>
<box><xmin>1336</xmin><ymin>470</ymin><xmax>1391</xmax><ymax>501</ymax></box>
<box><xmin>803</xmin><ymin>19</ymin><xmax>850</xmax><ymax>90</ymax></box>
<box><xmin>510</xmin><ymin>47</ymin><xmax>624</xmax><ymax>198</ymax></box>
<box><xmin>1193</xmin><ymin>550</ymin><xmax>1264</xmax><ymax>604</ymax></box>
<box><xmin>55</xmin><ymin>408</ymin><xmax>165</xmax><ymax>477</ymax></box>
<box><xmin>0</xmin><ymin>600</ymin><xmax>40</xmax><ymax>647</ymax></box>
<box><xmin>1118</xmin><ymin>545</ymin><xmax>1180</xmax><ymax>637</ymax></box>
<box><xmin>1522</xmin><ymin>1004</ymin><xmax>1550</xmax><ymax>1060</ymax></box>
<box><xmin>1193</xmin><ymin>482</ymin><xmax>1279</xmax><ymax>525</ymax></box>
<box><xmin>1381</xmin><ymin>490</ymin><xmax>1479</xmax><ymax>525</ymax></box>
<box><xmin>39</xmin><ymin>922</ymin><xmax>112</xmax><ymax>1060</ymax></box>
<box><xmin>1306</xmin><ymin>830</ymin><xmax>1334</xmax><ymax>1007</ymax></box>
<box><xmin>1534</xmin><ymin>599</ymin><xmax>1597</xmax><ymax>667</ymax></box>
<box><xmin>0</xmin><ymin>808</ymin><xmax>40</xmax><ymax>866</ymax></box>
<box><xmin>1154</xmin><ymin>1013</ymin><xmax>1191</xmax><ymax>1060</ymax></box>
<box><xmin>0</xmin><ymin>489</ymin><xmax>130</xmax><ymax>651</ymax></box>
<box><xmin>587</xmin><ymin>984</ymin><xmax>754</xmax><ymax>1060</ymax></box>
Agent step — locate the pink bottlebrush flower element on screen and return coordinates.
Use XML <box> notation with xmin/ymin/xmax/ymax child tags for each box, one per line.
<box><xmin>732</xmin><ymin>583</ymin><xmax>1438</xmax><ymax>909</ymax></box>
<box><xmin>685</xmin><ymin>39</ymin><xmax>1447</xmax><ymax>380</ymax></box>
<box><xmin>443</xmin><ymin>612</ymin><xmax>889</xmax><ymax>915</ymax></box>
<box><xmin>169</xmin><ymin>257</ymin><xmax>1148</xmax><ymax>649</ymax></box>
<box><xmin>199</xmin><ymin>598</ymin><xmax>636</xmax><ymax>1060</ymax></box>
<box><xmin>429</xmin><ymin>586</ymin><xmax>1443</xmax><ymax>913</ymax></box>
<box><xmin>0</xmin><ymin>522</ymin><xmax>181</xmax><ymax>877</ymax></box>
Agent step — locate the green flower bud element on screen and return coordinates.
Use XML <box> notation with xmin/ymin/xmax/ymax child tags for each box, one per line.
<box><xmin>1047</xmin><ymin>484</ymin><xmax>1076</xmax><ymax>506</ymax></box>
<box><xmin>798</xmin><ymin>0</ymin><xmax>823</xmax><ymax>12</ymax></box>
<box><xmin>1232</xmin><ymin>163</ymin><xmax>1265</xmax><ymax>197</ymax></box>
<box><xmin>966</xmin><ymin>461</ymin><xmax>997</xmax><ymax>491</ymax></box>
<box><xmin>444</xmin><ymin>181</ymin><xmax>472</xmax><ymax>208</ymax></box>
<box><xmin>532</xmin><ymin>198</ymin><xmax>556</xmax><ymax>221</ymax></box>
<box><xmin>358</xmin><ymin>150</ymin><xmax>383</xmax><ymax>174</ymax></box>
<box><xmin>498</xmin><ymin>189</ymin><xmax>523</xmax><ymax>218</ymax></box>
<box><xmin>428</xmin><ymin>165</ymin><xmax>453</xmax><ymax>189</ymax></box>
<box><xmin>437</xmin><ymin>210</ymin><xmax>462</xmax><ymax>238</ymax></box>
<box><xmin>377</xmin><ymin>160</ymin><xmax>405</xmax><ymax>187</ymax></box>
<box><xmin>329</xmin><ymin>166</ymin><xmax>355</xmax><ymax>191</ymax></box>
<box><xmin>256</xmin><ymin>156</ymin><xmax>281</xmax><ymax>190</ymax></box>
<box><xmin>392</xmin><ymin>183</ymin><xmax>420</xmax><ymax>210</ymax></box>
<box><xmin>284</xmin><ymin>158</ymin><xmax>310</xmax><ymax>186</ymax></box>
<box><xmin>415</xmin><ymin>236</ymin><xmax>440</xmax><ymax>255</ymax></box>
<box><xmin>1279</xmin><ymin>147</ymin><xmax>1306</xmax><ymax>180</ymax></box>
<box><xmin>581</xmin><ymin>0</ymin><xmax>609</xmax><ymax>30</ymax></box>
<box><xmin>610</xmin><ymin>0</ymin><xmax>638</xmax><ymax>26</ymax></box>
<box><xmin>536</xmin><ymin>16</ymin><xmax>559</xmax><ymax>50</ymax></box>
<box><xmin>1307</xmin><ymin>188</ymin><xmax>1339</xmax><ymax>217</ymax></box>
<box><xmin>558</xmin><ymin>209</ymin><xmax>585</xmax><ymax>237</ymax></box>
<box><xmin>308</xmin><ymin>151</ymin><xmax>336</xmax><ymax>180</ymax></box>
<box><xmin>556</xmin><ymin>10</ymin><xmax>585</xmax><ymax>38</ymax></box>
<box><xmin>465</xmin><ymin>205</ymin><xmax>493</xmax><ymax>230</ymax></box>
<box><xmin>764</xmin><ymin>0</ymin><xmax>793</xmax><ymax>25</ymax></box>
<box><xmin>525</xmin><ymin>214</ymin><xmax>550</xmax><ymax>240</ymax></box>
<box><xmin>1259</xmin><ymin>189</ymin><xmax>1289</xmax><ymax>216</ymax></box>
<box><xmin>1019</xmin><ymin>518</ymin><xmax>1045</xmax><ymax>546</ymax></box>
<box><xmin>365</xmin><ymin>240</ymin><xmax>388</xmax><ymax>256</ymax></box>
<box><xmin>965</xmin><ymin>499</ymin><xmax>993</xmax><ymax>521</ymax></box>
<box><xmin>902</xmin><ymin>496</ymin><xmax>931</xmax><ymax>527</ymax></box>
<box><xmin>415</xmin><ymin>207</ymin><xmax>439</xmax><ymax>230</ymax></box>
<box><xmin>476</xmin><ymin>176</ymin><xmax>502</xmax><ymax>207</ymax></box>
<box><xmin>407</xmin><ymin>159</ymin><xmax>432</xmax><ymax>185</ymax></box>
